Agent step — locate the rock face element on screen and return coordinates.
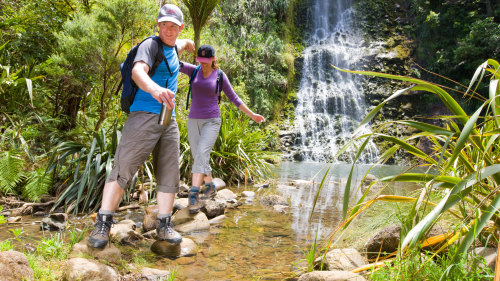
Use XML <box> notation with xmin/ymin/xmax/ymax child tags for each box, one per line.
<box><xmin>0</xmin><ymin>251</ymin><xmax>34</xmax><ymax>281</ymax></box>
<box><xmin>64</xmin><ymin>258</ymin><xmax>119</xmax><ymax>281</ymax></box>
<box><xmin>474</xmin><ymin>247</ymin><xmax>497</xmax><ymax>272</ymax></box>
<box><xmin>298</xmin><ymin>270</ymin><xmax>367</xmax><ymax>281</ymax></box>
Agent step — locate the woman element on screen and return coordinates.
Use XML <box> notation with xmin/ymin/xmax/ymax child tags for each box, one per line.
<box><xmin>180</xmin><ymin>45</ymin><xmax>265</xmax><ymax>214</ymax></box>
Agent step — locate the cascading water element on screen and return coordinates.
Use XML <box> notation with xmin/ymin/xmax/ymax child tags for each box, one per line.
<box><xmin>293</xmin><ymin>0</ymin><xmax>378</xmax><ymax>162</ymax></box>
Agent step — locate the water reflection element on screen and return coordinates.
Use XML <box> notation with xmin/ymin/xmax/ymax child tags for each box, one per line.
<box><xmin>274</xmin><ymin>162</ymin><xmax>424</xmax><ymax>241</ymax></box>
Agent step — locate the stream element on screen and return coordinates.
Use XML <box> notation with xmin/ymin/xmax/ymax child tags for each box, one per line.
<box><xmin>0</xmin><ymin>162</ymin><xmax>422</xmax><ymax>280</ymax></box>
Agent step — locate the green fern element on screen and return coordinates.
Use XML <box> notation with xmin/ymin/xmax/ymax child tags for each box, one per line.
<box><xmin>22</xmin><ymin>168</ymin><xmax>51</xmax><ymax>202</ymax></box>
<box><xmin>0</xmin><ymin>150</ymin><xmax>25</xmax><ymax>195</ymax></box>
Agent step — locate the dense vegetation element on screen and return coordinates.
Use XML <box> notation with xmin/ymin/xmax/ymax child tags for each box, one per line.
<box><xmin>0</xmin><ymin>0</ymin><xmax>292</xmax><ymax>210</ymax></box>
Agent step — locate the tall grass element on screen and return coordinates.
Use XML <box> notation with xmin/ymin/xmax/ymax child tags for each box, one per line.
<box><xmin>318</xmin><ymin>59</ymin><xmax>500</xmax><ymax>277</ymax></box>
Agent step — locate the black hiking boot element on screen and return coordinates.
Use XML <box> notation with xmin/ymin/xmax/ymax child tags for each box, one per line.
<box><xmin>88</xmin><ymin>213</ymin><xmax>114</xmax><ymax>249</ymax></box>
<box><xmin>156</xmin><ymin>216</ymin><xmax>182</xmax><ymax>245</ymax></box>
<box><xmin>188</xmin><ymin>187</ymin><xmax>201</xmax><ymax>214</ymax></box>
<box><xmin>201</xmin><ymin>182</ymin><xmax>217</xmax><ymax>199</ymax></box>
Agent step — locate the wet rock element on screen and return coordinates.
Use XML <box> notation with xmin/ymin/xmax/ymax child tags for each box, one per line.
<box><xmin>64</xmin><ymin>258</ymin><xmax>119</xmax><ymax>281</ymax></box>
<box><xmin>142</xmin><ymin>205</ymin><xmax>159</xmax><ymax>232</ymax></box>
<box><xmin>151</xmin><ymin>238</ymin><xmax>196</xmax><ymax>257</ymax></box>
<box><xmin>71</xmin><ymin>238</ymin><xmax>122</xmax><ymax>264</ymax></box>
<box><xmin>141</xmin><ymin>267</ymin><xmax>170</xmax><ymax>281</ymax></box>
<box><xmin>174</xmin><ymin>198</ymin><xmax>189</xmax><ymax>210</ymax></box>
<box><xmin>260</xmin><ymin>195</ymin><xmax>289</xmax><ymax>207</ymax></box>
<box><xmin>7</xmin><ymin>216</ymin><xmax>21</xmax><ymax>223</ymax></box>
<box><xmin>241</xmin><ymin>191</ymin><xmax>256</xmax><ymax>198</ymax></box>
<box><xmin>254</xmin><ymin>183</ymin><xmax>269</xmax><ymax>189</ymax></box>
<box><xmin>208</xmin><ymin>215</ymin><xmax>226</xmax><ymax>225</ymax></box>
<box><xmin>179</xmin><ymin>181</ymin><xmax>190</xmax><ymax>192</ymax></box>
<box><xmin>175</xmin><ymin>210</ymin><xmax>210</xmax><ymax>233</ymax></box>
<box><xmin>40</xmin><ymin>213</ymin><xmax>68</xmax><ymax>231</ymax></box>
<box><xmin>110</xmin><ymin>219</ymin><xmax>143</xmax><ymax>245</ymax></box>
<box><xmin>273</xmin><ymin>205</ymin><xmax>289</xmax><ymax>214</ymax></box>
<box><xmin>201</xmin><ymin>198</ymin><xmax>226</xmax><ymax>219</ymax></box>
<box><xmin>215</xmin><ymin>189</ymin><xmax>237</xmax><ymax>201</ymax></box>
<box><xmin>315</xmin><ymin>248</ymin><xmax>365</xmax><ymax>271</ymax></box>
<box><xmin>0</xmin><ymin>251</ymin><xmax>34</xmax><ymax>281</ymax></box>
<box><xmin>298</xmin><ymin>270</ymin><xmax>366</xmax><ymax>281</ymax></box>
<box><xmin>213</xmin><ymin>178</ymin><xmax>226</xmax><ymax>189</ymax></box>
<box><xmin>291</xmin><ymin>179</ymin><xmax>314</xmax><ymax>186</ymax></box>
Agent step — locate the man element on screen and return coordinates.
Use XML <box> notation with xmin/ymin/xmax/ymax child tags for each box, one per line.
<box><xmin>88</xmin><ymin>4</ymin><xmax>195</xmax><ymax>249</ymax></box>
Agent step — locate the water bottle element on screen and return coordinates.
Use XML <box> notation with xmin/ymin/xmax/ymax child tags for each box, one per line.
<box><xmin>158</xmin><ymin>103</ymin><xmax>172</xmax><ymax>126</ymax></box>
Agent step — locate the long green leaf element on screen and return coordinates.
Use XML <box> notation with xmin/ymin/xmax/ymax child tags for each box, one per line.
<box><xmin>401</xmin><ymin>164</ymin><xmax>500</xmax><ymax>249</ymax></box>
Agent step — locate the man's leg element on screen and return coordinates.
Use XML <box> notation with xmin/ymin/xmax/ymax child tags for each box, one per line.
<box><xmin>88</xmin><ymin>181</ymin><xmax>124</xmax><ymax>248</ymax></box>
<box><xmin>154</xmin><ymin>120</ymin><xmax>182</xmax><ymax>244</ymax></box>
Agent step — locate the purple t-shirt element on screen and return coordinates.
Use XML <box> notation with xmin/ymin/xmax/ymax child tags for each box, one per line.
<box><xmin>180</xmin><ymin>62</ymin><xmax>243</xmax><ymax>119</ymax></box>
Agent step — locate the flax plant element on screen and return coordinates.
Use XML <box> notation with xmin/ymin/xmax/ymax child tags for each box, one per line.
<box><xmin>320</xmin><ymin>59</ymin><xmax>500</xmax><ymax>274</ymax></box>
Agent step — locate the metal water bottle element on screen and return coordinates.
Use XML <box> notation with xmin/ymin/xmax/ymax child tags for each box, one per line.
<box><xmin>158</xmin><ymin>103</ymin><xmax>172</xmax><ymax>126</ymax></box>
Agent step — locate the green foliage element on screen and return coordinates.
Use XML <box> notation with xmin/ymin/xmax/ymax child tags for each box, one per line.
<box><xmin>181</xmin><ymin>0</ymin><xmax>221</xmax><ymax>49</ymax></box>
<box><xmin>46</xmin><ymin>0</ymin><xmax>156</xmax><ymax>130</ymax></box>
<box><xmin>327</xmin><ymin>58</ymin><xmax>500</xmax><ymax>276</ymax></box>
<box><xmin>455</xmin><ymin>17</ymin><xmax>500</xmax><ymax>79</ymax></box>
<box><xmin>36</xmin><ymin>232</ymin><xmax>67</xmax><ymax>260</ymax></box>
<box><xmin>204</xmin><ymin>0</ymin><xmax>291</xmax><ymax>118</ymax></box>
<box><xmin>179</xmin><ymin>106</ymin><xmax>276</xmax><ymax>183</ymax></box>
<box><xmin>370</xmin><ymin>250</ymin><xmax>493</xmax><ymax>281</ymax></box>
<box><xmin>0</xmin><ymin>150</ymin><xmax>25</xmax><ymax>195</ymax></box>
<box><xmin>0</xmin><ymin>206</ymin><xmax>5</xmax><ymax>224</ymax></box>
<box><xmin>0</xmin><ymin>240</ymin><xmax>14</xmax><ymax>251</ymax></box>
<box><xmin>22</xmin><ymin>168</ymin><xmax>52</xmax><ymax>202</ymax></box>
<box><xmin>48</xmin><ymin>128</ymin><xmax>118</xmax><ymax>214</ymax></box>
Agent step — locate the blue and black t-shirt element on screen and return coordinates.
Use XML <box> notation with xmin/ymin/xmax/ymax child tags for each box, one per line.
<box><xmin>131</xmin><ymin>38</ymin><xmax>179</xmax><ymax>116</ymax></box>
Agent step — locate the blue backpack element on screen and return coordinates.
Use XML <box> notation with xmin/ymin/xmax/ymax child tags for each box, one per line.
<box><xmin>185</xmin><ymin>65</ymin><xmax>224</xmax><ymax>110</ymax></box>
<box><xmin>115</xmin><ymin>36</ymin><xmax>177</xmax><ymax>113</ymax></box>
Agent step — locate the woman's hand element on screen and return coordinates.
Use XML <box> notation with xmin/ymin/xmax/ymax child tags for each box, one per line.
<box><xmin>251</xmin><ymin>114</ymin><xmax>265</xmax><ymax>124</ymax></box>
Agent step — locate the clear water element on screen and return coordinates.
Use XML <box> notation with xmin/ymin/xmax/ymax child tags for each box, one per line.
<box><xmin>0</xmin><ymin>163</ymin><xmax>422</xmax><ymax>280</ymax></box>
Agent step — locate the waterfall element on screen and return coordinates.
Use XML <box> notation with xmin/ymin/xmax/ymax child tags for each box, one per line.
<box><xmin>293</xmin><ymin>0</ymin><xmax>378</xmax><ymax>162</ymax></box>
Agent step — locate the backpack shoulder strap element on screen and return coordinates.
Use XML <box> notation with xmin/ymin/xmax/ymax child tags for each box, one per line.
<box><xmin>149</xmin><ymin>36</ymin><xmax>165</xmax><ymax>77</ymax></box>
<box><xmin>216</xmin><ymin>69</ymin><xmax>224</xmax><ymax>104</ymax></box>
<box><xmin>186</xmin><ymin>65</ymin><xmax>202</xmax><ymax>110</ymax></box>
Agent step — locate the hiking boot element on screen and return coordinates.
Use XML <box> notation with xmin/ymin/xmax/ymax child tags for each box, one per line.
<box><xmin>156</xmin><ymin>216</ymin><xmax>182</xmax><ymax>245</ymax></box>
<box><xmin>201</xmin><ymin>182</ymin><xmax>217</xmax><ymax>199</ymax></box>
<box><xmin>88</xmin><ymin>213</ymin><xmax>114</xmax><ymax>249</ymax></box>
<box><xmin>188</xmin><ymin>187</ymin><xmax>201</xmax><ymax>214</ymax></box>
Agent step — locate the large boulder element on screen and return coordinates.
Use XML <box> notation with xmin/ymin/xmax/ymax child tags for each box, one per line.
<box><xmin>0</xmin><ymin>251</ymin><xmax>34</xmax><ymax>281</ymax></box>
<box><xmin>298</xmin><ymin>270</ymin><xmax>366</xmax><ymax>281</ymax></box>
<box><xmin>475</xmin><ymin>247</ymin><xmax>497</xmax><ymax>272</ymax></box>
<box><xmin>64</xmin><ymin>258</ymin><xmax>119</xmax><ymax>281</ymax></box>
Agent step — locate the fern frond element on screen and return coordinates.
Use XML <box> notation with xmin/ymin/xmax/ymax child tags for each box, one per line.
<box><xmin>23</xmin><ymin>168</ymin><xmax>51</xmax><ymax>202</ymax></box>
<box><xmin>0</xmin><ymin>150</ymin><xmax>25</xmax><ymax>195</ymax></box>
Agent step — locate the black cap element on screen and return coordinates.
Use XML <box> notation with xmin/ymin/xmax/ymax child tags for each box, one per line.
<box><xmin>197</xmin><ymin>45</ymin><xmax>215</xmax><ymax>58</ymax></box>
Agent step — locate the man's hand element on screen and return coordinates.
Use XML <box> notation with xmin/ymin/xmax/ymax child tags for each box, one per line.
<box><xmin>151</xmin><ymin>88</ymin><xmax>175</xmax><ymax>109</ymax></box>
<box><xmin>176</xmin><ymin>38</ymin><xmax>195</xmax><ymax>54</ymax></box>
